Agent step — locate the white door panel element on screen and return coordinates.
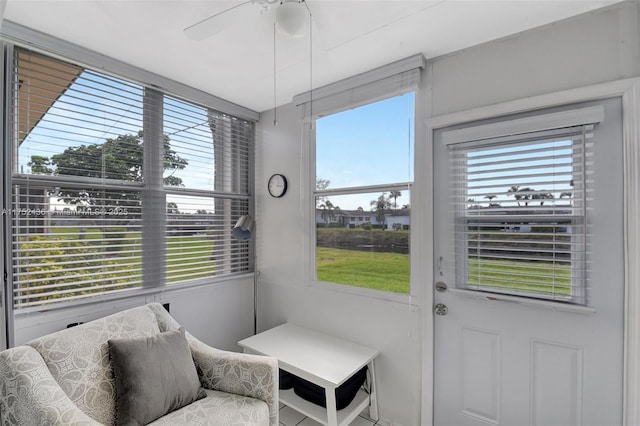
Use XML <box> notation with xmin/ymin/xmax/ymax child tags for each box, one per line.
<box><xmin>433</xmin><ymin>98</ymin><xmax>623</xmax><ymax>426</ymax></box>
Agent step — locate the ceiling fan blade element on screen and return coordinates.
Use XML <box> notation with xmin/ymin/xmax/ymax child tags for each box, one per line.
<box><xmin>184</xmin><ymin>1</ymin><xmax>253</xmax><ymax>41</ymax></box>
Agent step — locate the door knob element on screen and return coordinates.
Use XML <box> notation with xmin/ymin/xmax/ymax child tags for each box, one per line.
<box><xmin>434</xmin><ymin>303</ymin><xmax>448</xmax><ymax>316</ymax></box>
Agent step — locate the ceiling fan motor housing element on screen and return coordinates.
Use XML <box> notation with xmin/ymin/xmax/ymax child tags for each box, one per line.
<box><xmin>275</xmin><ymin>0</ymin><xmax>308</xmax><ymax>38</ymax></box>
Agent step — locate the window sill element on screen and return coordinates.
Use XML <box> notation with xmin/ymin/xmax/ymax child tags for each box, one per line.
<box><xmin>13</xmin><ymin>273</ymin><xmax>255</xmax><ymax>316</ymax></box>
<box><xmin>311</xmin><ymin>279</ymin><xmax>416</xmax><ymax>306</ymax></box>
<box><xmin>447</xmin><ymin>288</ymin><xmax>596</xmax><ymax>315</ymax></box>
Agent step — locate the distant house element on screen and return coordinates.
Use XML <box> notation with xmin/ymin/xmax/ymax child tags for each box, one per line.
<box><xmin>315</xmin><ymin>208</ymin><xmax>409</xmax><ymax>230</ymax></box>
<box><xmin>385</xmin><ymin>208</ymin><xmax>411</xmax><ymax>230</ymax></box>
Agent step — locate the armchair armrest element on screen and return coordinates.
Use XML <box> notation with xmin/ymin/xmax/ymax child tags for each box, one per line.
<box><xmin>187</xmin><ymin>334</ymin><xmax>279</xmax><ymax>426</ymax></box>
<box><xmin>0</xmin><ymin>345</ymin><xmax>102</xmax><ymax>426</ymax></box>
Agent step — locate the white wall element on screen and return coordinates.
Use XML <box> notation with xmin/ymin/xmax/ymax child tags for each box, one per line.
<box><xmin>256</xmin><ymin>3</ymin><xmax>640</xmax><ymax>425</ymax></box>
<box><xmin>257</xmin><ymin>90</ymin><xmax>424</xmax><ymax>425</ymax></box>
<box><xmin>430</xmin><ymin>2</ymin><xmax>640</xmax><ymax>116</ymax></box>
<box><xmin>14</xmin><ymin>277</ymin><xmax>254</xmax><ymax>351</ymax></box>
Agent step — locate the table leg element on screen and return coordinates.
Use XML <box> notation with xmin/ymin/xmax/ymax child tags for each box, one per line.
<box><xmin>368</xmin><ymin>361</ymin><xmax>379</xmax><ymax>421</ymax></box>
<box><xmin>325</xmin><ymin>386</ymin><xmax>338</xmax><ymax>426</ymax></box>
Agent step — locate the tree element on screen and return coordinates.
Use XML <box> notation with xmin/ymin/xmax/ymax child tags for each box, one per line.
<box><xmin>508</xmin><ymin>185</ymin><xmax>533</xmax><ymax>207</ymax></box>
<box><xmin>532</xmin><ymin>191</ymin><xmax>554</xmax><ymax>206</ymax></box>
<box><xmin>389</xmin><ymin>190</ymin><xmax>402</xmax><ymax>208</ymax></box>
<box><xmin>508</xmin><ymin>186</ymin><xmax>554</xmax><ymax>207</ymax></box>
<box><xmin>370</xmin><ymin>193</ymin><xmax>391</xmax><ymax>227</ymax></box>
<box><xmin>315</xmin><ymin>178</ymin><xmax>331</xmax><ymax>208</ymax></box>
<box><xmin>167</xmin><ymin>202</ymin><xmax>179</xmax><ymax>214</ymax></box>
<box><xmin>319</xmin><ymin>199</ymin><xmax>335</xmax><ymax>224</ymax></box>
<box><xmin>31</xmin><ymin>131</ymin><xmax>187</xmax><ymax>212</ymax></box>
<box><xmin>28</xmin><ymin>155</ymin><xmax>54</xmax><ymax>175</ymax></box>
<box><xmin>484</xmin><ymin>194</ymin><xmax>501</xmax><ymax>208</ymax></box>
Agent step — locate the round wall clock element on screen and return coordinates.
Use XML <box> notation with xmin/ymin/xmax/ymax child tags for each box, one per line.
<box><xmin>267</xmin><ymin>173</ymin><xmax>288</xmax><ymax>198</ymax></box>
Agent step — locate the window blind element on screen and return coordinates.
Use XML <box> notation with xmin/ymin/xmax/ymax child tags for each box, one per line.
<box><xmin>295</xmin><ymin>54</ymin><xmax>424</xmax><ymax>119</ymax></box>
<box><xmin>163</xmin><ymin>97</ymin><xmax>253</xmax><ymax>283</ymax></box>
<box><xmin>9</xmin><ymin>48</ymin><xmax>254</xmax><ymax>309</ymax></box>
<box><xmin>11</xmin><ymin>49</ymin><xmax>145</xmax><ymax>308</ymax></box>
<box><xmin>448</xmin><ymin>124</ymin><xmax>595</xmax><ymax>305</ymax></box>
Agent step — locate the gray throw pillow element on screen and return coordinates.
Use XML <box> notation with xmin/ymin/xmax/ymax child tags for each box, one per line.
<box><xmin>108</xmin><ymin>327</ymin><xmax>207</xmax><ymax>426</ymax></box>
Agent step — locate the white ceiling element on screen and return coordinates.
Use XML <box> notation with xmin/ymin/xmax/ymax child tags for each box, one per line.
<box><xmin>3</xmin><ymin>0</ymin><xmax>624</xmax><ymax>113</ymax></box>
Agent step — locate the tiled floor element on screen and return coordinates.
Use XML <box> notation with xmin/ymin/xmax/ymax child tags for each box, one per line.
<box><xmin>279</xmin><ymin>404</ymin><xmax>378</xmax><ymax>426</ymax></box>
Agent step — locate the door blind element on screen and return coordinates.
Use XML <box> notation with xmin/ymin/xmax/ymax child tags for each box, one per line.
<box><xmin>448</xmin><ymin>125</ymin><xmax>594</xmax><ymax>305</ymax></box>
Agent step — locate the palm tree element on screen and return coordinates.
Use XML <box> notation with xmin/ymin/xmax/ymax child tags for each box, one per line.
<box><xmin>319</xmin><ymin>200</ymin><xmax>335</xmax><ymax>224</ymax></box>
<box><xmin>389</xmin><ymin>190</ymin><xmax>402</xmax><ymax>208</ymax></box>
<box><xmin>370</xmin><ymin>193</ymin><xmax>391</xmax><ymax>227</ymax></box>
<box><xmin>508</xmin><ymin>185</ymin><xmax>533</xmax><ymax>206</ymax></box>
<box><xmin>484</xmin><ymin>194</ymin><xmax>500</xmax><ymax>207</ymax></box>
<box><xmin>532</xmin><ymin>191</ymin><xmax>554</xmax><ymax>206</ymax></box>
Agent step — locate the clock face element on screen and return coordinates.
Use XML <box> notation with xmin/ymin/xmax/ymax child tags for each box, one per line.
<box><xmin>268</xmin><ymin>174</ymin><xmax>287</xmax><ymax>198</ymax></box>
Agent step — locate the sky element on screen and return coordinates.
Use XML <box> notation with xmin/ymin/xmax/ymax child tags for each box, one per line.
<box><xmin>18</xmin><ymin>66</ymin><xmax>574</xmax><ymax>217</ymax></box>
<box><xmin>18</xmin><ymin>70</ymin><xmax>224</xmax><ymax>213</ymax></box>
<box><xmin>315</xmin><ymin>92</ymin><xmax>415</xmax><ymax>211</ymax></box>
<box><xmin>18</xmin><ymin>65</ymin><xmax>415</xmax><ymax>214</ymax></box>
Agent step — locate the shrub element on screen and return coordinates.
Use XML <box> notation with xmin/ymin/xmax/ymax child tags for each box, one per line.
<box><xmin>16</xmin><ymin>236</ymin><xmax>132</xmax><ymax>306</ymax></box>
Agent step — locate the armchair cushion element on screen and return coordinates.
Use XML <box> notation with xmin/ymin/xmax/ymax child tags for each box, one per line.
<box><xmin>108</xmin><ymin>327</ymin><xmax>206</xmax><ymax>425</ymax></box>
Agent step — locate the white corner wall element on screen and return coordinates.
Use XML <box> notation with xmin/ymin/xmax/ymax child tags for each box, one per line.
<box><xmin>256</xmin><ymin>2</ymin><xmax>640</xmax><ymax>425</ymax></box>
<box><xmin>257</xmin><ymin>102</ymin><xmax>422</xmax><ymax>425</ymax></box>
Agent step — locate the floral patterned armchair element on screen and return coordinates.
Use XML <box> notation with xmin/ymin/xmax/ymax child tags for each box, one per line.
<box><xmin>0</xmin><ymin>303</ymin><xmax>278</xmax><ymax>426</ymax></box>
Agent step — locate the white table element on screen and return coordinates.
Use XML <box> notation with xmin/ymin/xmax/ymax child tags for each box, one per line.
<box><xmin>238</xmin><ymin>323</ymin><xmax>380</xmax><ymax>426</ymax></box>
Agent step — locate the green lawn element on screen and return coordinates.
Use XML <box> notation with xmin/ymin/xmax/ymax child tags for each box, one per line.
<box><xmin>166</xmin><ymin>236</ymin><xmax>215</xmax><ymax>282</ymax></box>
<box><xmin>30</xmin><ymin>227</ymin><xmax>571</xmax><ymax>301</ymax></box>
<box><xmin>316</xmin><ymin>247</ymin><xmax>410</xmax><ymax>294</ymax></box>
<box><xmin>48</xmin><ymin>227</ymin><xmax>214</xmax><ymax>280</ymax></box>
<box><xmin>315</xmin><ymin>247</ymin><xmax>572</xmax><ymax>298</ymax></box>
<box><xmin>19</xmin><ymin>228</ymin><xmax>218</xmax><ymax>300</ymax></box>
<box><xmin>467</xmin><ymin>257</ymin><xmax>572</xmax><ymax>296</ymax></box>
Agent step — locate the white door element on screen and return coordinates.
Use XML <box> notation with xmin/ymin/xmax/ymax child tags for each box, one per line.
<box><xmin>433</xmin><ymin>98</ymin><xmax>624</xmax><ymax>426</ymax></box>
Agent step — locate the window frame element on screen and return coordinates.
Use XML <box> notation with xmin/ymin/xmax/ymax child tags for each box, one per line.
<box><xmin>441</xmin><ymin>105</ymin><xmax>604</xmax><ymax>307</ymax></box>
<box><xmin>2</xmin><ymin>41</ymin><xmax>256</xmax><ymax>315</ymax></box>
<box><xmin>296</xmin><ymin>55</ymin><xmax>424</xmax><ymax>303</ymax></box>
<box><xmin>306</xmin><ymin>95</ymin><xmax>416</xmax><ymax>303</ymax></box>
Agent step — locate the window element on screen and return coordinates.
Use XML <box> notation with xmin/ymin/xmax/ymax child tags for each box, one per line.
<box><xmin>446</xmin><ymin>109</ymin><xmax>600</xmax><ymax>305</ymax></box>
<box><xmin>8</xmin><ymin>48</ymin><xmax>252</xmax><ymax>309</ymax></box>
<box><xmin>313</xmin><ymin>93</ymin><xmax>414</xmax><ymax>294</ymax></box>
<box><xmin>163</xmin><ymin>98</ymin><xmax>252</xmax><ymax>281</ymax></box>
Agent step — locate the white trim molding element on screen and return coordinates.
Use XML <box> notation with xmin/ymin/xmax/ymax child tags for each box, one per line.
<box><xmin>423</xmin><ymin>77</ymin><xmax>640</xmax><ymax>426</ymax></box>
<box><xmin>622</xmin><ymin>79</ymin><xmax>640</xmax><ymax>426</ymax></box>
